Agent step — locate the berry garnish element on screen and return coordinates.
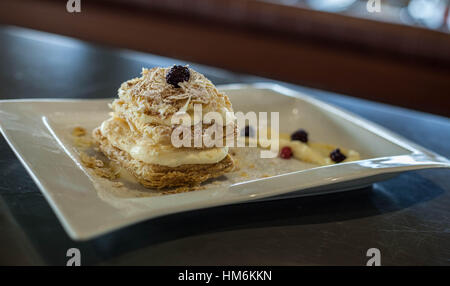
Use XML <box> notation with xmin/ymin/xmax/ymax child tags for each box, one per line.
<box><xmin>291</xmin><ymin>129</ymin><xmax>308</xmax><ymax>143</ymax></box>
<box><xmin>330</xmin><ymin>148</ymin><xmax>346</xmax><ymax>163</ymax></box>
<box><xmin>242</xmin><ymin>125</ymin><xmax>254</xmax><ymax>137</ymax></box>
<box><xmin>166</xmin><ymin>65</ymin><xmax>190</xmax><ymax>87</ymax></box>
<box><xmin>280</xmin><ymin>146</ymin><xmax>293</xmax><ymax>159</ymax></box>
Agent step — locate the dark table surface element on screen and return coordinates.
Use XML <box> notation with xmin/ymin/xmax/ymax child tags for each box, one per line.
<box><xmin>0</xmin><ymin>26</ymin><xmax>449</xmax><ymax>266</ymax></box>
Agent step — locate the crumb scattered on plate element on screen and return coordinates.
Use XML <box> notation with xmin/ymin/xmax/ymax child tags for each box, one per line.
<box><xmin>79</xmin><ymin>151</ymin><xmax>120</xmax><ymax>180</ymax></box>
<box><xmin>112</xmin><ymin>181</ymin><xmax>124</xmax><ymax>188</ymax></box>
<box><xmin>72</xmin><ymin>126</ymin><xmax>93</xmax><ymax>148</ymax></box>
<box><xmin>72</xmin><ymin>126</ymin><xmax>86</xmax><ymax>137</ymax></box>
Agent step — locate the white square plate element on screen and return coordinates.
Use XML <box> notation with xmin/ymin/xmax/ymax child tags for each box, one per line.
<box><xmin>1</xmin><ymin>83</ymin><xmax>449</xmax><ymax>240</ymax></box>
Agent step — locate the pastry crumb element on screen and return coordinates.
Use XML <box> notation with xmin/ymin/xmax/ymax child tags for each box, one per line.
<box><xmin>74</xmin><ymin>136</ymin><xmax>93</xmax><ymax>148</ymax></box>
<box><xmin>95</xmin><ymin>159</ymin><xmax>104</xmax><ymax>168</ymax></box>
<box><xmin>72</xmin><ymin>126</ymin><xmax>86</xmax><ymax>137</ymax></box>
<box><xmin>112</xmin><ymin>181</ymin><xmax>124</xmax><ymax>188</ymax></box>
<box><xmin>79</xmin><ymin>151</ymin><xmax>120</xmax><ymax>180</ymax></box>
<box><xmin>240</xmin><ymin>172</ymin><xmax>249</xmax><ymax>178</ymax></box>
<box><xmin>72</xmin><ymin>126</ymin><xmax>93</xmax><ymax>148</ymax></box>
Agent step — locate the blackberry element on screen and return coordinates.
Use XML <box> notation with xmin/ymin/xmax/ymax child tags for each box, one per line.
<box><xmin>166</xmin><ymin>65</ymin><xmax>190</xmax><ymax>87</ymax></box>
<box><xmin>330</xmin><ymin>148</ymin><xmax>346</xmax><ymax>163</ymax></box>
<box><xmin>291</xmin><ymin>129</ymin><xmax>308</xmax><ymax>143</ymax></box>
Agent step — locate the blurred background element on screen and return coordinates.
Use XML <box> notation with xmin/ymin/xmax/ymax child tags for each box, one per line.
<box><xmin>0</xmin><ymin>0</ymin><xmax>449</xmax><ymax>115</ymax></box>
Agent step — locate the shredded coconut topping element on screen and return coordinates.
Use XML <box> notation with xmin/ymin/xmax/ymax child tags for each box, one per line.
<box><xmin>113</xmin><ymin>67</ymin><xmax>232</xmax><ymax>119</ymax></box>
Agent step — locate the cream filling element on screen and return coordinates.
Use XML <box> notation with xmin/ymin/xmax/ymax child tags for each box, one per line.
<box><xmin>100</xmin><ymin>118</ymin><xmax>228</xmax><ymax>167</ymax></box>
<box><xmin>128</xmin><ymin>145</ymin><xmax>229</xmax><ymax>168</ymax></box>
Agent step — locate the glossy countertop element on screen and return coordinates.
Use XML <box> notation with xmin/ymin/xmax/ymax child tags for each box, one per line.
<box><xmin>0</xmin><ymin>26</ymin><xmax>449</xmax><ymax>265</ymax></box>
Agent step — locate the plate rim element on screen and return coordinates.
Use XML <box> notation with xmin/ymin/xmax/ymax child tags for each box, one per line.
<box><xmin>1</xmin><ymin>83</ymin><xmax>449</xmax><ymax>240</ymax></box>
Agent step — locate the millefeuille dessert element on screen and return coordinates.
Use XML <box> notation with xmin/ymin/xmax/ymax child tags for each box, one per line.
<box><xmin>93</xmin><ymin>66</ymin><xmax>236</xmax><ymax>189</ymax></box>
